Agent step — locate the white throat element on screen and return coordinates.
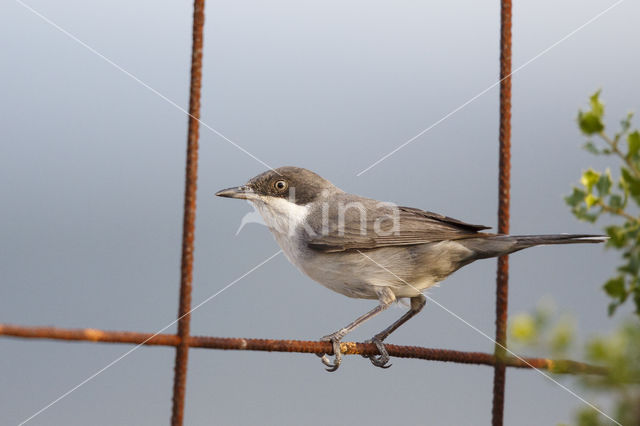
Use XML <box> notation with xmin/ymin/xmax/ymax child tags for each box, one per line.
<box><xmin>252</xmin><ymin>196</ymin><xmax>310</xmax><ymax>238</ymax></box>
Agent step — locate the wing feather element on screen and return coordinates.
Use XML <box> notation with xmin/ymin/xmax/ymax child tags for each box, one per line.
<box><xmin>306</xmin><ymin>200</ymin><xmax>492</xmax><ymax>253</ymax></box>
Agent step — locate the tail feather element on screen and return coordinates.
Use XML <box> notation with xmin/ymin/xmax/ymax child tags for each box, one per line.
<box><xmin>508</xmin><ymin>234</ymin><xmax>608</xmax><ymax>250</ymax></box>
<box><xmin>461</xmin><ymin>234</ymin><xmax>607</xmax><ymax>260</ymax></box>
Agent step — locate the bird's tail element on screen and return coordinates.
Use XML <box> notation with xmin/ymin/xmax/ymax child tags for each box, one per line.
<box><xmin>462</xmin><ymin>234</ymin><xmax>607</xmax><ymax>260</ymax></box>
<box><xmin>508</xmin><ymin>234</ymin><xmax>607</xmax><ymax>250</ymax></box>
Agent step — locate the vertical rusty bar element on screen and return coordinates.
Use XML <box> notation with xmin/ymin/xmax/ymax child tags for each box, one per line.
<box><xmin>492</xmin><ymin>0</ymin><xmax>512</xmax><ymax>425</ymax></box>
<box><xmin>171</xmin><ymin>1</ymin><xmax>206</xmax><ymax>425</ymax></box>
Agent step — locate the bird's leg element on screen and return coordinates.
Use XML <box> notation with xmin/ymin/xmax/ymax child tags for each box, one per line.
<box><xmin>317</xmin><ymin>288</ymin><xmax>395</xmax><ymax>372</ymax></box>
<box><xmin>364</xmin><ymin>294</ymin><xmax>426</xmax><ymax>368</ymax></box>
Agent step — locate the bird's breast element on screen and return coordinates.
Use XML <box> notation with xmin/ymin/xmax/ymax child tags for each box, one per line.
<box><xmin>252</xmin><ymin>198</ymin><xmax>310</xmax><ymax>266</ymax></box>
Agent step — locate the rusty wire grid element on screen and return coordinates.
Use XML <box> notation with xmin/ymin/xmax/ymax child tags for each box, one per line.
<box><xmin>0</xmin><ymin>1</ymin><xmax>610</xmax><ymax>425</ymax></box>
<box><xmin>0</xmin><ymin>324</ymin><xmax>608</xmax><ymax>376</ymax></box>
<box><xmin>493</xmin><ymin>0</ymin><xmax>513</xmax><ymax>425</ymax></box>
<box><xmin>171</xmin><ymin>0</ymin><xmax>205</xmax><ymax>424</ymax></box>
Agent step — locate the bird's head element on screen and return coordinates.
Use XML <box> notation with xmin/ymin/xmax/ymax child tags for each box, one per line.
<box><xmin>216</xmin><ymin>166</ymin><xmax>338</xmax><ymax>206</ymax></box>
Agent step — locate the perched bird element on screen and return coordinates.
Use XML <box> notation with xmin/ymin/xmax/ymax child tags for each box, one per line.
<box><xmin>216</xmin><ymin>166</ymin><xmax>605</xmax><ymax>371</ymax></box>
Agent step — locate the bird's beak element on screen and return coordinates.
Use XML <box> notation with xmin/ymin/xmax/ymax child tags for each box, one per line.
<box><xmin>215</xmin><ymin>185</ymin><xmax>255</xmax><ymax>200</ymax></box>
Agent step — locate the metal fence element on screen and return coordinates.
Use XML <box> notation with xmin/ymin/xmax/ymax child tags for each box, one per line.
<box><xmin>0</xmin><ymin>1</ymin><xmax>608</xmax><ymax>425</ymax></box>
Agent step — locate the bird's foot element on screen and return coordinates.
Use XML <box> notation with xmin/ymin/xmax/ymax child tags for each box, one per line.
<box><xmin>362</xmin><ymin>337</ymin><xmax>392</xmax><ymax>369</ymax></box>
<box><xmin>316</xmin><ymin>333</ymin><xmax>344</xmax><ymax>372</ymax></box>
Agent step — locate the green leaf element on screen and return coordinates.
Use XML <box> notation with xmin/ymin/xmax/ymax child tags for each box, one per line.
<box><xmin>619</xmin><ymin>254</ymin><xmax>640</xmax><ymax>276</ymax></box>
<box><xmin>565</xmin><ymin>187</ymin><xmax>587</xmax><ymax>207</ymax></box>
<box><xmin>608</xmin><ymin>194</ymin><xmax>623</xmax><ymax>210</ymax></box>
<box><xmin>603</xmin><ymin>276</ymin><xmax>626</xmax><ymax>300</ymax></box>
<box><xmin>620</xmin><ymin>167</ymin><xmax>640</xmax><ymax>196</ymax></box>
<box><xmin>577</xmin><ymin>91</ymin><xmax>605</xmax><ymax>135</ymax></box>
<box><xmin>572</xmin><ymin>205</ymin><xmax>599</xmax><ymax>223</ymax></box>
<box><xmin>577</xmin><ymin>407</ymin><xmax>600</xmax><ymax>426</ymax></box>
<box><xmin>605</xmin><ymin>225</ymin><xmax>627</xmax><ymax>248</ymax></box>
<box><xmin>586</xmin><ymin>337</ymin><xmax>608</xmax><ymax>360</ymax></box>
<box><xmin>578</xmin><ymin>111</ymin><xmax>604</xmax><ymax>135</ymax></box>
<box><xmin>595</xmin><ymin>169</ymin><xmax>612</xmax><ymax>197</ymax></box>
<box><xmin>620</xmin><ymin>111</ymin><xmax>634</xmax><ymax>133</ymax></box>
<box><xmin>583</xmin><ymin>141</ymin><xmax>600</xmax><ymax>155</ymax></box>
<box><xmin>619</xmin><ymin>175</ymin><xmax>631</xmax><ymax>198</ymax></box>
<box><xmin>608</xmin><ymin>301</ymin><xmax>620</xmax><ymax>316</ymax></box>
<box><xmin>627</xmin><ymin>130</ymin><xmax>640</xmax><ymax>159</ymax></box>
<box><xmin>585</xmin><ymin>193</ymin><xmax>599</xmax><ymax>208</ymax></box>
<box><xmin>550</xmin><ymin>320</ymin><xmax>574</xmax><ymax>355</ymax></box>
<box><xmin>510</xmin><ymin>313</ymin><xmax>537</xmax><ymax>342</ymax></box>
<box><xmin>589</xmin><ymin>90</ymin><xmax>604</xmax><ymax>118</ymax></box>
<box><xmin>581</xmin><ymin>169</ymin><xmax>601</xmax><ymax>192</ymax></box>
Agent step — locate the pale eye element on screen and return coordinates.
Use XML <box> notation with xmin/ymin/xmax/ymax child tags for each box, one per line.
<box><xmin>274</xmin><ymin>180</ymin><xmax>288</xmax><ymax>191</ymax></box>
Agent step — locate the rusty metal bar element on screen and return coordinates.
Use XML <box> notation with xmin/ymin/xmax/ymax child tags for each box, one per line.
<box><xmin>0</xmin><ymin>324</ymin><xmax>608</xmax><ymax>376</ymax></box>
<box><xmin>493</xmin><ymin>0</ymin><xmax>513</xmax><ymax>425</ymax></box>
<box><xmin>171</xmin><ymin>1</ymin><xmax>206</xmax><ymax>425</ymax></box>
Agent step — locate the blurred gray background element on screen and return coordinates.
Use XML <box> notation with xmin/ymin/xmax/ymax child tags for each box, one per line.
<box><xmin>1</xmin><ymin>0</ymin><xmax>639</xmax><ymax>424</ymax></box>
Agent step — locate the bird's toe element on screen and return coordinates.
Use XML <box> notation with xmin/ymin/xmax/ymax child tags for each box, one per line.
<box><xmin>363</xmin><ymin>337</ymin><xmax>392</xmax><ymax>369</ymax></box>
<box><xmin>317</xmin><ymin>335</ymin><xmax>343</xmax><ymax>372</ymax></box>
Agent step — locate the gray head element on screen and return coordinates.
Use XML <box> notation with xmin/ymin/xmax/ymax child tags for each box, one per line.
<box><xmin>216</xmin><ymin>166</ymin><xmax>339</xmax><ymax>205</ymax></box>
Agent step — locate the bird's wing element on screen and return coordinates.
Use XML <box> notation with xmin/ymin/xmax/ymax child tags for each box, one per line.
<box><xmin>306</xmin><ymin>201</ymin><xmax>492</xmax><ymax>253</ymax></box>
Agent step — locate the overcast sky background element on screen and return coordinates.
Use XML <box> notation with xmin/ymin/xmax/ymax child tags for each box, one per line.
<box><xmin>2</xmin><ymin>0</ymin><xmax>640</xmax><ymax>425</ymax></box>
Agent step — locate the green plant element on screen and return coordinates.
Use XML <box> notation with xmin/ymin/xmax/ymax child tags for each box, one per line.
<box><xmin>566</xmin><ymin>91</ymin><xmax>640</xmax><ymax>317</ymax></box>
<box><xmin>509</xmin><ymin>298</ymin><xmax>575</xmax><ymax>358</ymax></box>
<box><xmin>510</xmin><ymin>92</ymin><xmax>640</xmax><ymax>425</ymax></box>
<box><xmin>510</xmin><ymin>303</ymin><xmax>640</xmax><ymax>426</ymax></box>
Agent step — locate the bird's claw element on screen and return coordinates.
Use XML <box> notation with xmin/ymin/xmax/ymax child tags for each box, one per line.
<box><xmin>362</xmin><ymin>337</ymin><xmax>392</xmax><ymax>369</ymax></box>
<box><xmin>316</xmin><ymin>335</ymin><xmax>342</xmax><ymax>372</ymax></box>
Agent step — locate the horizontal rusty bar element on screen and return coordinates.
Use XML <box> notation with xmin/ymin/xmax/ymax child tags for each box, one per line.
<box><xmin>0</xmin><ymin>323</ymin><xmax>607</xmax><ymax>376</ymax></box>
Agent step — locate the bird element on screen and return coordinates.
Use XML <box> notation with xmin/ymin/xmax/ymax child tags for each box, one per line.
<box><xmin>216</xmin><ymin>166</ymin><xmax>606</xmax><ymax>371</ymax></box>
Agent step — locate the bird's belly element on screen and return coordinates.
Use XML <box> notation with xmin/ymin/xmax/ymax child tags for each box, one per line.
<box><xmin>269</xmin><ymin>232</ymin><xmax>387</xmax><ymax>298</ymax></box>
<box><xmin>269</xmin><ymin>230</ymin><xmax>473</xmax><ymax>299</ymax></box>
<box><xmin>299</xmin><ymin>247</ymin><xmax>443</xmax><ymax>299</ymax></box>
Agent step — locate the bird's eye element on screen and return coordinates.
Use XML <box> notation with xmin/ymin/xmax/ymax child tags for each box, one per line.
<box><xmin>274</xmin><ymin>180</ymin><xmax>288</xmax><ymax>191</ymax></box>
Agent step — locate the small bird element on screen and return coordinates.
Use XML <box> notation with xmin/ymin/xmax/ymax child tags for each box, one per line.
<box><xmin>216</xmin><ymin>166</ymin><xmax>605</xmax><ymax>371</ymax></box>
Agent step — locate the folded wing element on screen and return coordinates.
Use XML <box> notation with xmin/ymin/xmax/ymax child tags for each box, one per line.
<box><xmin>306</xmin><ymin>199</ymin><xmax>492</xmax><ymax>253</ymax></box>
